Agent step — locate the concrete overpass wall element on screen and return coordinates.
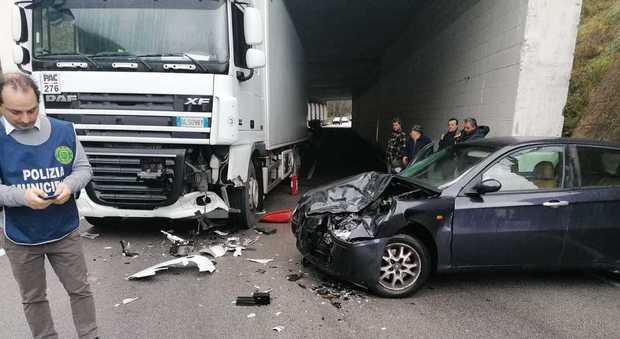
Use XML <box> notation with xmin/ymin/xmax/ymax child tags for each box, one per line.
<box><xmin>353</xmin><ymin>0</ymin><xmax>581</xmax><ymax>148</ymax></box>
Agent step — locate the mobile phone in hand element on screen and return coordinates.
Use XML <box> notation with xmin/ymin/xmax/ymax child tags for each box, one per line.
<box><xmin>42</xmin><ymin>194</ymin><xmax>59</xmax><ymax>201</ymax></box>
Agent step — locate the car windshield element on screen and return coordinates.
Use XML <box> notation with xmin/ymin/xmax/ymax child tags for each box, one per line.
<box><xmin>32</xmin><ymin>0</ymin><xmax>228</xmax><ymax>67</ymax></box>
<box><xmin>399</xmin><ymin>144</ymin><xmax>498</xmax><ymax>189</ymax></box>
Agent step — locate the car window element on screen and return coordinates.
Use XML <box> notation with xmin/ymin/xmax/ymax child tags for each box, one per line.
<box><xmin>482</xmin><ymin>146</ymin><xmax>565</xmax><ymax>192</ymax></box>
<box><xmin>576</xmin><ymin>146</ymin><xmax>620</xmax><ymax>187</ymax></box>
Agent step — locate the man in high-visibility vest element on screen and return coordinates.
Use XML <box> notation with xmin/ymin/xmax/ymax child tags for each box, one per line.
<box><xmin>0</xmin><ymin>73</ymin><xmax>98</xmax><ymax>339</ymax></box>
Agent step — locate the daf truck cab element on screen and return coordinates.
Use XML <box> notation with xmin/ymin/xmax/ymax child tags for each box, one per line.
<box><xmin>3</xmin><ymin>0</ymin><xmax>308</xmax><ymax>227</ymax></box>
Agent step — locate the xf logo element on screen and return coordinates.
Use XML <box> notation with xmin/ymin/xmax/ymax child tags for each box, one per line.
<box><xmin>184</xmin><ymin>97</ymin><xmax>211</xmax><ymax>105</ymax></box>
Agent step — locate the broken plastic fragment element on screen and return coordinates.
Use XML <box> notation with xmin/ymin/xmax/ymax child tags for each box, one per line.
<box><xmin>236</xmin><ymin>292</ymin><xmax>271</xmax><ymax>306</ymax></box>
<box><xmin>128</xmin><ymin>255</ymin><xmax>216</xmax><ymax>280</ymax></box>
<box><xmin>273</xmin><ymin>326</ymin><xmax>285</xmax><ymax>332</ymax></box>
<box><xmin>214</xmin><ymin>230</ymin><xmax>229</xmax><ymax>237</ymax></box>
<box><xmin>120</xmin><ymin>240</ymin><xmax>139</xmax><ymax>257</ymax></box>
<box><xmin>247</xmin><ymin>258</ymin><xmax>274</xmax><ymax>264</ymax></box>
<box><xmin>247</xmin><ymin>313</ymin><xmax>256</xmax><ymax>318</ymax></box>
<box><xmin>233</xmin><ymin>247</ymin><xmax>243</xmax><ymax>257</ymax></box>
<box><xmin>199</xmin><ymin>245</ymin><xmax>226</xmax><ymax>258</ymax></box>
<box><xmin>122</xmin><ymin>297</ymin><xmax>139</xmax><ymax>305</ymax></box>
<box><xmin>80</xmin><ymin>232</ymin><xmax>100</xmax><ymax>240</ymax></box>
<box><xmin>0</xmin><ymin>248</ymin><xmax>5</xmax><ymax>257</ymax></box>
<box><xmin>161</xmin><ymin>230</ymin><xmax>188</xmax><ymax>244</ymax></box>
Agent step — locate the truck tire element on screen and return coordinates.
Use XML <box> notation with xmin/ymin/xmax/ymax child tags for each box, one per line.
<box><xmin>371</xmin><ymin>234</ymin><xmax>431</xmax><ymax>298</ymax></box>
<box><xmin>230</xmin><ymin>162</ymin><xmax>263</xmax><ymax>228</ymax></box>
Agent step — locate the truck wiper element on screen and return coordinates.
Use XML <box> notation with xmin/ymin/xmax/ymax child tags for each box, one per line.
<box><xmin>91</xmin><ymin>52</ymin><xmax>153</xmax><ymax>71</ymax></box>
<box><xmin>37</xmin><ymin>52</ymin><xmax>101</xmax><ymax>69</ymax></box>
<box><xmin>136</xmin><ymin>53</ymin><xmax>208</xmax><ymax>72</ymax></box>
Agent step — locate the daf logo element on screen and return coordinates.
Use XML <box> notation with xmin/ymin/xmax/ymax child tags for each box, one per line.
<box><xmin>184</xmin><ymin>97</ymin><xmax>211</xmax><ymax>105</ymax></box>
<box><xmin>45</xmin><ymin>94</ymin><xmax>78</xmax><ymax>102</ymax></box>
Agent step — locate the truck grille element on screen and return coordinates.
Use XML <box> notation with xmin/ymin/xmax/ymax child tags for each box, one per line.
<box><xmin>78</xmin><ymin>93</ymin><xmax>175</xmax><ymax>111</ymax></box>
<box><xmin>84</xmin><ymin>148</ymin><xmax>186</xmax><ymax>209</ymax></box>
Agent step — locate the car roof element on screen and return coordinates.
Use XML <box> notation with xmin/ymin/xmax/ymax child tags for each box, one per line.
<box><xmin>465</xmin><ymin>137</ymin><xmax>620</xmax><ymax>149</ymax></box>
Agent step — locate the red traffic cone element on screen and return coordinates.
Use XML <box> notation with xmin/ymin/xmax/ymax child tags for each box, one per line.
<box><xmin>260</xmin><ymin>209</ymin><xmax>293</xmax><ymax>223</ymax></box>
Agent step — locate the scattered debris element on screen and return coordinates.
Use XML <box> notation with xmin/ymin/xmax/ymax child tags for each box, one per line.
<box><xmin>115</xmin><ymin>297</ymin><xmax>140</xmax><ymax>307</ymax></box>
<box><xmin>286</xmin><ymin>273</ymin><xmax>304</xmax><ymax>281</ymax></box>
<box><xmin>272</xmin><ymin>326</ymin><xmax>285</xmax><ymax>332</ymax></box>
<box><xmin>128</xmin><ymin>255</ymin><xmax>216</xmax><ymax>280</ymax></box>
<box><xmin>381</xmin><ymin>327</ymin><xmax>387</xmax><ymax>331</ymax></box>
<box><xmin>0</xmin><ymin>248</ymin><xmax>5</xmax><ymax>257</ymax></box>
<box><xmin>233</xmin><ymin>247</ymin><xmax>243</xmax><ymax>257</ymax></box>
<box><xmin>80</xmin><ymin>232</ymin><xmax>100</xmax><ymax>240</ymax></box>
<box><xmin>247</xmin><ymin>313</ymin><xmax>256</xmax><ymax>319</ymax></box>
<box><xmin>103</xmin><ymin>246</ymin><xmax>112</xmax><ymax>250</ymax></box>
<box><xmin>247</xmin><ymin>258</ymin><xmax>274</xmax><ymax>265</ymax></box>
<box><xmin>297</xmin><ymin>283</ymin><xmax>307</xmax><ymax>289</ymax></box>
<box><xmin>171</xmin><ymin>244</ymin><xmax>194</xmax><ymax>257</ymax></box>
<box><xmin>161</xmin><ymin>230</ymin><xmax>189</xmax><ymax>245</ymax></box>
<box><xmin>236</xmin><ymin>291</ymin><xmax>271</xmax><ymax>306</ymax></box>
<box><xmin>120</xmin><ymin>240</ymin><xmax>139</xmax><ymax>257</ymax></box>
<box><xmin>214</xmin><ymin>230</ymin><xmax>229</xmax><ymax>237</ymax></box>
<box><xmin>311</xmin><ymin>281</ymin><xmax>367</xmax><ymax>309</ymax></box>
<box><xmin>275</xmin><ymin>312</ymin><xmax>282</xmax><ymax>316</ymax></box>
<box><xmin>256</xmin><ymin>269</ymin><xmax>267</xmax><ymax>274</ymax></box>
<box><xmin>254</xmin><ymin>226</ymin><xmax>277</xmax><ymax>235</ymax></box>
<box><xmin>199</xmin><ymin>245</ymin><xmax>227</xmax><ymax>258</ymax></box>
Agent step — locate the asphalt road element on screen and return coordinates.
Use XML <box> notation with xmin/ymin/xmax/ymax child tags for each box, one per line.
<box><xmin>1</xmin><ymin>130</ymin><xmax>620</xmax><ymax>338</ymax></box>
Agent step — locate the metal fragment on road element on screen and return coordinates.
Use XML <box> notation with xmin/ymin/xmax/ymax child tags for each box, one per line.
<box><xmin>247</xmin><ymin>258</ymin><xmax>274</xmax><ymax>264</ymax></box>
<box><xmin>272</xmin><ymin>326</ymin><xmax>285</xmax><ymax>332</ymax></box>
<box><xmin>80</xmin><ymin>232</ymin><xmax>100</xmax><ymax>240</ymax></box>
<box><xmin>120</xmin><ymin>297</ymin><xmax>139</xmax><ymax>305</ymax></box>
<box><xmin>128</xmin><ymin>255</ymin><xmax>216</xmax><ymax>280</ymax></box>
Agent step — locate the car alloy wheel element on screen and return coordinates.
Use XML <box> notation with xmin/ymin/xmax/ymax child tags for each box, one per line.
<box><xmin>379</xmin><ymin>242</ymin><xmax>422</xmax><ymax>291</ymax></box>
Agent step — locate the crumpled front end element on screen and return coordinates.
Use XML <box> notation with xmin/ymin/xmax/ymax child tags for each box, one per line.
<box><xmin>292</xmin><ymin>171</ymin><xmax>437</xmax><ymax>288</ymax></box>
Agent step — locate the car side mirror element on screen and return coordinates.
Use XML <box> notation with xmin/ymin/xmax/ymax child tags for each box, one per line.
<box><xmin>474</xmin><ymin>179</ymin><xmax>502</xmax><ymax>195</ymax></box>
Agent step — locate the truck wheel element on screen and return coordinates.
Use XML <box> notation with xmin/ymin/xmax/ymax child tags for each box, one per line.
<box><xmin>230</xmin><ymin>162</ymin><xmax>263</xmax><ymax>228</ymax></box>
<box><xmin>85</xmin><ymin>217</ymin><xmax>122</xmax><ymax>228</ymax></box>
<box><xmin>371</xmin><ymin>234</ymin><xmax>431</xmax><ymax>298</ymax></box>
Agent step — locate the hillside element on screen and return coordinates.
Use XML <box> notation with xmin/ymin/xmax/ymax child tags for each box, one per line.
<box><xmin>564</xmin><ymin>0</ymin><xmax>620</xmax><ymax>142</ymax></box>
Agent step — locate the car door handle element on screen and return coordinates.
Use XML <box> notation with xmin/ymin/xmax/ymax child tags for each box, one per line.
<box><xmin>542</xmin><ymin>200</ymin><xmax>569</xmax><ymax>208</ymax></box>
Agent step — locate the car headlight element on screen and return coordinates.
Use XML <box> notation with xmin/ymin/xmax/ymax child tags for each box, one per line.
<box><xmin>328</xmin><ymin>214</ymin><xmax>373</xmax><ymax>242</ymax></box>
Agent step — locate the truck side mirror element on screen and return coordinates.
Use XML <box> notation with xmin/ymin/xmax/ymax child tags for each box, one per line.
<box><xmin>244</xmin><ymin>7</ymin><xmax>263</xmax><ymax>45</ymax></box>
<box><xmin>13</xmin><ymin>45</ymin><xmax>30</xmax><ymax>65</ymax></box>
<box><xmin>12</xmin><ymin>5</ymin><xmax>28</xmax><ymax>43</ymax></box>
<box><xmin>245</xmin><ymin>48</ymin><xmax>266</xmax><ymax>69</ymax></box>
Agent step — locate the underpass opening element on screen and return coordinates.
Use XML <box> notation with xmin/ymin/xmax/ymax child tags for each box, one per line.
<box><xmin>285</xmin><ymin>0</ymin><xmax>582</xmax><ymax>168</ymax></box>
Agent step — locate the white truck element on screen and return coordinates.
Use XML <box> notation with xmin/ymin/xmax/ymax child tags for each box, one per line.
<box><xmin>1</xmin><ymin>0</ymin><xmax>308</xmax><ymax>227</ymax></box>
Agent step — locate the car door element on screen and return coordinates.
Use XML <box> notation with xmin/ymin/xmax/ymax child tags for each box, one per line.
<box><xmin>452</xmin><ymin>145</ymin><xmax>570</xmax><ymax>268</ymax></box>
<box><xmin>561</xmin><ymin>145</ymin><xmax>620</xmax><ymax>268</ymax></box>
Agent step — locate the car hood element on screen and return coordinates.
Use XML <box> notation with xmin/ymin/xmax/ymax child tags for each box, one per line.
<box><xmin>297</xmin><ymin>171</ymin><xmax>433</xmax><ymax>215</ymax></box>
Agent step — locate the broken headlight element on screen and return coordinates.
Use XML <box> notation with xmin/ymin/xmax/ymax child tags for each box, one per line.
<box><xmin>327</xmin><ymin>214</ymin><xmax>373</xmax><ymax>242</ymax></box>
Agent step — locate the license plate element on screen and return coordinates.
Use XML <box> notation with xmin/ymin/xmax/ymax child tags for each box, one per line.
<box><xmin>176</xmin><ymin>117</ymin><xmax>206</xmax><ymax>128</ymax></box>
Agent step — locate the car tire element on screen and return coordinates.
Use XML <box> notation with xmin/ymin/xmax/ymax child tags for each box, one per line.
<box><xmin>230</xmin><ymin>161</ymin><xmax>263</xmax><ymax>229</ymax></box>
<box><xmin>371</xmin><ymin>234</ymin><xmax>431</xmax><ymax>298</ymax></box>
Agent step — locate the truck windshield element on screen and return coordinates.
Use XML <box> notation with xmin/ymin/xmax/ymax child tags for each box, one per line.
<box><xmin>399</xmin><ymin>144</ymin><xmax>498</xmax><ymax>189</ymax></box>
<box><xmin>32</xmin><ymin>0</ymin><xmax>229</xmax><ymax>69</ymax></box>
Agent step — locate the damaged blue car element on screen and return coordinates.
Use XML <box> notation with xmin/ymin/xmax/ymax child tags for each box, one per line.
<box><xmin>292</xmin><ymin>137</ymin><xmax>620</xmax><ymax>297</ymax></box>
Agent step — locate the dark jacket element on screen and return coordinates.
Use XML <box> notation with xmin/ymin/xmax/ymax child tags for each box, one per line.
<box><xmin>402</xmin><ymin>135</ymin><xmax>432</xmax><ymax>164</ymax></box>
<box><xmin>457</xmin><ymin>126</ymin><xmax>490</xmax><ymax>143</ymax></box>
<box><xmin>386</xmin><ymin>131</ymin><xmax>407</xmax><ymax>164</ymax></box>
<box><xmin>438</xmin><ymin>131</ymin><xmax>457</xmax><ymax>150</ymax></box>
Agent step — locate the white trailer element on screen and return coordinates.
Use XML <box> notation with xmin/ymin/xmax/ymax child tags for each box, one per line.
<box><xmin>1</xmin><ymin>0</ymin><xmax>307</xmax><ymax>227</ymax></box>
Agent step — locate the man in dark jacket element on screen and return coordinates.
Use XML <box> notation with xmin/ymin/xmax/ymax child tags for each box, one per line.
<box><xmin>386</xmin><ymin>117</ymin><xmax>407</xmax><ymax>173</ymax></box>
<box><xmin>402</xmin><ymin>125</ymin><xmax>432</xmax><ymax>166</ymax></box>
<box><xmin>438</xmin><ymin>118</ymin><xmax>459</xmax><ymax>150</ymax></box>
<box><xmin>456</xmin><ymin>118</ymin><xmax>489</xmax><ymax>143</ymax></box>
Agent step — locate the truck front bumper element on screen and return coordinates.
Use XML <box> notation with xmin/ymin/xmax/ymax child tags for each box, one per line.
<box><xmin>77</xmin><ymin>190</ymin><xmax>229</xmax><ymax>219</ymax></box>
